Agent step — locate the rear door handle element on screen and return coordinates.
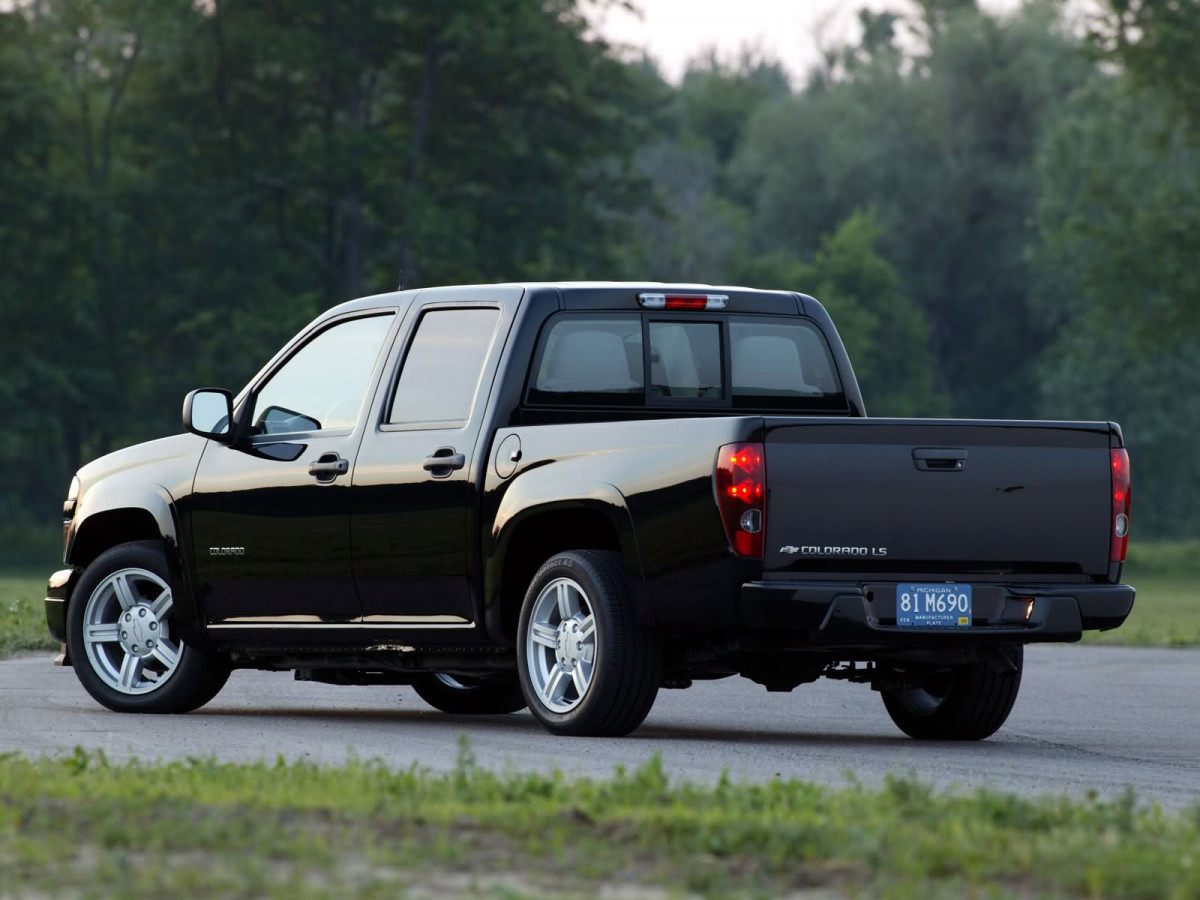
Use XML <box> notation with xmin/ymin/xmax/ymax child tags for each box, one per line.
<box><xmin>308</xmin><ymin>452</ymin><xmax>349</xmax><ymax>483</ymax></box>
<box><xmin>423</xmin><ymin>447</ymin><xmax>466</xmax><ymax>477</ymax></box>
<box><xmin>912</xmin><ymin>447</ymin><xmax>968</xmax><ymax>472</ymax></box>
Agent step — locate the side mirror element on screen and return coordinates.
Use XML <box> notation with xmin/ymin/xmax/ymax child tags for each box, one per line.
<box><xmin>183</xmin><ymin>388</ymin><xmax>234</xmax><ymax>442</ymax></box>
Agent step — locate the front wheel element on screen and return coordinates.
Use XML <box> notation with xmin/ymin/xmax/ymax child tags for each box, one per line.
<box><xmin>880</xmin><ymin>646</ymin><xmax>1023</xmax><ymax>741</ymax></box>
<box><xmin>517</xmin><ymin>550</ymin><xmax>661</xmax><ymax>737</ymax></box>
<box><xmin>412</xmin><ymin>673</ymin><xmax>526</xmax><ymax>715</ymax></box>
<box><xmin>66</xmin><ymin>541</ymin><xmax>231</xmax><ymax>714</ymax></box>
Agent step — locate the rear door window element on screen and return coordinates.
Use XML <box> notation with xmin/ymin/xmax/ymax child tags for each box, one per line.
<box><xmin>388</xmin><ymin>308</ymin><xmax>500</xmax><ymax>427</ymax></box>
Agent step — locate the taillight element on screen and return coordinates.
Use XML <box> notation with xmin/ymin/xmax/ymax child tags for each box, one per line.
<box><xmin>638</xmin><ymin>293</ymin><xmax>728</xmax><ymax>311</ymax></box>
<box><xmin>1110</xmin><ymin>448</ymin><xmax>1131</xmax><ymax>563</ymax></box>
<box><xmin>715</xmin><ymin>442</ymin><xmax>766</xmax><ymax>558</ymax></box>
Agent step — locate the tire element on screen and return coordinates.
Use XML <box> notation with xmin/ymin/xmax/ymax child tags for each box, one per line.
<box><xmin>881</xmin><ymin>646</ymin><xmax>1023</xmax><ymax>741</ymax></box>
<box><xmin>412</xmin><ymin>673</ymin><xmax>527</xmax><ymax>715</ymax></box>
<box><xmin>66</xmin><ymin>541</ymin><xmax>231</xmax><ymax>714</ymax></box>
<box><xmin>516</xmin><ymin>550</ymin><xmax>661</xmax><ymax>737</ymax></box>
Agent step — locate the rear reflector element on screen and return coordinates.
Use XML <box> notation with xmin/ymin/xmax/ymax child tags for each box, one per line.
<box><xmin>715</xmin><ymin>442</ymin><xmax>766</xmax><ymax>558</ymax></box>
<box><xmin>639</xmin><ymin>293</ymin><xmax>728</xmax><ymax>311</ymax></box>
<box><xmin>1110</xmin><ymin>448</ymin><xmax>1131</xmax><ymax>563</ymax></box>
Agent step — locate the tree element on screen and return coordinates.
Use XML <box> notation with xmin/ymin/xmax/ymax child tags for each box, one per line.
<box><xmin>731</xmin><ymin>1</ymin><xmax>1092</xmax><ymax>417</ymax></box>
<box><xmin>1091</xmin><ymin>0</ymin><xmax>1200</xmax><ymax>131</ymax></box>
<box><xmin>1033</xmin><ymin>76</ymin><xmax>1200</xmax><ymax>536</ymax></box>
<box><xmin>0</xmin><ymin>0</ymin><xmax>658</xmax><ymax>561</ymax></box>
<box><xmin>734</xmin><ymin>212</ymin><xmax>948</xmax><ymax>417</ymax></box>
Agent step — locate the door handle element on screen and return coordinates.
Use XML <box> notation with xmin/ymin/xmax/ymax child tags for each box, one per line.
<box><xmin>912</xmin><ymin>447</ymin><xmax>968</xmax><ymax>472</ymax></box>
<box><xmin>423</xmin><ymin>447</ymin><xmax>466</xmax><ymax>477</ymax></box>
<box><xmin>308</xmin><ymin>452</ymin><xmax>349</xmax><ymax>483</ymax></box>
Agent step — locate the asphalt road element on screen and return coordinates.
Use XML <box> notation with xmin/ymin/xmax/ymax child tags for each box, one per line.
<box><xmin>2</xmin><ymin>645</ymin><xmax>1198</xmax><ymax>809</ymax></box>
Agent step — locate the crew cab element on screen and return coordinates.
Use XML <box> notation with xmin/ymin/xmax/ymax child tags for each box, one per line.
<box><xmin>47</xmin><ymin>283</ymin><xmax>1135</xmax><ymax>738</ymax></box>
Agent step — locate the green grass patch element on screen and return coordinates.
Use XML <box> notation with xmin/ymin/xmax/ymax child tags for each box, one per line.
<box><xmin>1082</xmin><ymin>540</ymin><xmax>1200</xmax><ymax>647</ymax></box>
<box><xmin>0</xmin><ymin>574</ymin><xmax>58</xmax><ymax>658</ymax></box>
<box><xmin>1</xmin><ymin>746</ymin><xmax>1198</xmax><ymax>898</ymax></box>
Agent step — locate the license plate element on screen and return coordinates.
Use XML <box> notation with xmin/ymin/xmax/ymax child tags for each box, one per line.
<box><xmin>896</xmin><ymin>583</ymin><xmax>972</xmax><ymax>627</ymax></box>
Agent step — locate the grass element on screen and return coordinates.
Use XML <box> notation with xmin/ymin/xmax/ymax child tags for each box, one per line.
<box><xmin>0</xmin><ymin>574</ymin><xmax>59</xmax><ymax>658</ymax></box>
<box><xmin>1</xmin><ymin>746</ymin><xmax>1198</xmax><ymax>898</ymax></box>
<box><xmin>1</xmin><ymin>540</ymin><xmax>1196</xmax><ymax>659</ymax></box>
<box><xmin>1083</xmin><ymin>540</ymin><xmax>1200</xmax><ymax>647</ymax></box>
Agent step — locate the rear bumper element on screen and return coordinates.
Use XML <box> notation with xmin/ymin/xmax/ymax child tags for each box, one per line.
<box><xmin>739</xmin><ymin>580</ymin><xmax>1134</xmax><ymax>648</ymax></box>
<box><xmin>45</xmin><ymin>567</ymin><xmax>81</xmax><ymax>643</ymax></box>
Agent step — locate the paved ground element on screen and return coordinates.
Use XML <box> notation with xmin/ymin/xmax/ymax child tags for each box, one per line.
<box><xmin>2</xmin><ymin>645</ymin><xmax>1197</xmax><ymax>809</ymax></box>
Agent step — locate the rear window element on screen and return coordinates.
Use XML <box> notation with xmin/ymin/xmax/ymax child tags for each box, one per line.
<box><xmin>730</xmin><ymin>320</ymin><xmax>844</xmax><ymax>410</ymax></box>
<box><xmin>649</xmin><ymin>322</ymin><xmax>723</xmax><ymax>400</ymax></box>
<box><xmin>528</xmin><ymin>316</ymin><xmax>643</xmax><ymax>406</ymax></box>
<box><xmin>527</xmin><ymin>313</ymin><xmax>846</xmax><ymax>411</ymax></box>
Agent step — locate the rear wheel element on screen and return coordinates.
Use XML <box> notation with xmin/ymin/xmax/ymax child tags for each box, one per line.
<box><xmin>66</xmin><ymin>541</ymin><xmax>231</xmax><ymax>714</ymax></box>
<box><xmin>517</xmin><ymin>550</ymin><xmax>661</xmax><ymax>736</ymax></box>
<box><xmin>881</xmin><ymin>646</ymin><xmax>1023</xmax><ymax>741</ymax></box>
<box><xmin>412</xmin><ymin>673</ymin><xmax>526</xmax><ymax>715</ymax></box>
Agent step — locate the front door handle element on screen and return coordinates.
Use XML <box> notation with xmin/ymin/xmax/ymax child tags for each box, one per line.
<box><xmin>308</xmin><ymin>452</ymin><xmax>349</xmax><ymax>483</ymax></box>
<box><xmin>423</xmin><ymin>447</ymin><xmax>466</xmax><ymax>477</ymax></box>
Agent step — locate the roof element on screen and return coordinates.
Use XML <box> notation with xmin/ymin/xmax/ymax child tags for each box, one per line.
<box><xmin>326</xmin><ymin>281</ymin><xmax>813</xmax><ymax>318</ymax></box>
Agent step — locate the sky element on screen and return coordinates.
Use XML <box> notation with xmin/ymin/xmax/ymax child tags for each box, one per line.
<box><xmin>588</xmin><ymin>0</ymin><xmax>1069</xmax><ymax>82</ymax></box>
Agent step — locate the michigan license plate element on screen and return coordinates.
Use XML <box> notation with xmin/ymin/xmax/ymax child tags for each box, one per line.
<box><xmin>896</xmin><ymin>583</ymin><xmax>972</xmax><ymax>627</ymax></box>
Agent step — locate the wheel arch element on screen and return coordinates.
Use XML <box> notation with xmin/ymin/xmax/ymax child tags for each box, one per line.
<box><xmin>485</xmin><ymin>487</ymin><xmax>645</xmax><ymax>644</ymax></box>
<box><xmin>69</xmin><ymin>506</ymin><xmax>168</xmax><ymax>570</ymax></box>
<box><xmin>66</xmin><ymin>484</ymin><xmax>199</xmax><ymax>640</ymax></box>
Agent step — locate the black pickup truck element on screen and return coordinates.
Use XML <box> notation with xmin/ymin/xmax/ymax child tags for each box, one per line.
<box><xmin>48</xmin><ymin>283</ymin><xmax>1134</xmax><ymax>739</ymax></box>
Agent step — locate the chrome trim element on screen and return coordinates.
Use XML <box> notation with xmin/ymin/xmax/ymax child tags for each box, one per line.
<box><xmin>206</xmin><ymin>621</ymin><xmax>475</xmax><ymax>630</ymax></box>
<box><xmin>357</xmin><ymin>615</ymin><xmax>470</xmax><ymax>624</ymax></box>
<box><xmin>210</xmin><ymin>613</ymin><xmax>472</xmax><ymax>627</ymax></box>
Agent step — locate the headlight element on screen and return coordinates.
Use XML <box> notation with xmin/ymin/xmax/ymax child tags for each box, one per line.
<box><xmin>64</xmin><ymin>475</ymin><xmax>80</xmax><ymax>558</ymax></box>
<box><xmin>65</xmin><ymin>475</ymin><xmax>81</xmax><ymax>521</ymax></box>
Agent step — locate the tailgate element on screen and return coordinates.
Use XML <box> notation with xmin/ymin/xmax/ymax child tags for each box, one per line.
<box><xmin>763</xmin><ymin>418</ymin><xmax>1115</xmax><ymax>579</ymax></box>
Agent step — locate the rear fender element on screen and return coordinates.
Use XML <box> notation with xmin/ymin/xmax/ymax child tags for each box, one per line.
<box><xmin>485</xmin><ymin>473</ymin><xmax>645</xmax><ymax>643</ymax></box>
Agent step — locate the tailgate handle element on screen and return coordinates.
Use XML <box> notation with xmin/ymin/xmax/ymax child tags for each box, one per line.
<box><xmin>912</xmin><ymin>447</ymin><xmax>967</xmax><ymax>472</ymax></box>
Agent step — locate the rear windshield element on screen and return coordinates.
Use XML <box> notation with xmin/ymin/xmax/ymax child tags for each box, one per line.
<box><xmin>729</xmin><ymin>320</ymin><xmax>844</xmax><ymax>410</ymax></box>
<box><xmin>528</xmin><ymin>316</ymin><xmax>643</xmax><ymax>406</ymax></box>
<box><xmin>527</xmin><ymin>314</ymin><xmax>846</xmax><ymax>411</ymax></box>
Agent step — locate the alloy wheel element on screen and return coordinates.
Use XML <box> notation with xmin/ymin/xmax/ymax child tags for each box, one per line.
<box><xmin>81</xmin><ymin>568</ymin><xmax>183</xmax><ymax>695</ymax></box>
<box><xmin>524</xmin><ymin>577</ymin><xmax>597</xmax><ymax>713</ymax></box>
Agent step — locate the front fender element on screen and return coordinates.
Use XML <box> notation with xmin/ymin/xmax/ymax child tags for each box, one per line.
<box><xmin>69</xmin><ymin>481</ymin><xmax>179</xmax><ymax>562</ymax></box>
<box><xmin>67</xmin><ymin>483</ymin><xmax>203</xmax><ymax>640</ymax></box>
<box><xmin>64</xmin><ymin>433</ymin><xmax>208</xmax><ymax>641</ymax></box>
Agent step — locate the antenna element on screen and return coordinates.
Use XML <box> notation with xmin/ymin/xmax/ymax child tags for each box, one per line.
<box><xmin>397</xmin><ymin>268</ymin><xmax>405</xmax><ymax>291</ymax></box>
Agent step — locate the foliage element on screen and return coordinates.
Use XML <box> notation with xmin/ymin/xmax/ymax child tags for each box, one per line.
<box><xmin>731</xmin><ymin>1</ymin><xmax>1093</xmax><ymax>418</ymax></box>
<box><xmin>1034</xmin><ymin>77</ymin><xmax>1200</xmax><ymax>536</ymax></box>
<box><xmin>0</xmin><ymin>576</ymin><xmax>61</xmax><ymax>658</ymax></box>
<box><xmin>2</xmin><ymin>749</ymin><xmax>1199</xmax><ymax>897</ymax></box>
<box><xmin>733</xmin><ymin>211</ymin><xmax>948</xmax><ymax>416</ymax></box>
<box><xmin>1</xmin><ymin>0</ymin><xmax>1198</xmax><ymax>540</ymax></box>
<box><xmin>1091</xmin><ymin>0</ymin><xmax>1200</xmax><ymax>131</ymax></box>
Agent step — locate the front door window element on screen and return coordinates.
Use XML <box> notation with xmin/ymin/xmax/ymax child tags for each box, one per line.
<box><xmin>253</xmin><ymin>314</ymin><xmax>394</xmax><ymax>436</ymax></box>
